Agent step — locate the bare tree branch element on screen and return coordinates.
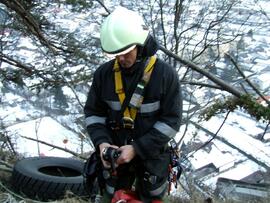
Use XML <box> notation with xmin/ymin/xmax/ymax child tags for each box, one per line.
<box><xmin>21</xmin><ymin>136</ymin><xmax>87</xmax><ymax>160</ymax></box>
<box><xmin>181</xmin><ymin>81</ymin><xmax>224</xmax><ymax>90</ymax></box>
<box><xmin>93</xmin><ymin>0</ymin><xmax>111</xmax><ymax>15</ymax></box>
<box><xmin>0</xmin><ymin>0</ymin><xmax>57</xmax><ymax>53</ymax></box>
<box><xmin>226</xmin><ymin>53</ymin><xmax>270</xmax><ymax>106</ymax></box>
<box><xmin>187</xmin><ymin>111</ymin><xmax>231</xmax><ymax>159</ymax></box>
<box><xmin>261</xmin><ymin>121</ymin><xmax>270</xmax><ymax>141</ymax></box>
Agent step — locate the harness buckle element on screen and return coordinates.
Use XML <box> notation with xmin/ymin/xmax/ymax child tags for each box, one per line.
<box><xmin>122</xmin><ymin>117</ymin><xmax>134</xmax><ymax>129</ymax></box>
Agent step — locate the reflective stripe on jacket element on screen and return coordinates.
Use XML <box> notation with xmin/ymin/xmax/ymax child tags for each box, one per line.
<box><xmin>84</xmin><ymin>57</ymin><xmax>182</xmax><ymax>160</ymax></box>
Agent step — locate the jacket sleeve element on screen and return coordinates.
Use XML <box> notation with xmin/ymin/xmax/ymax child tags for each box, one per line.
<box><xmin>84</xmin><ymin>69</ymin><xmax>112</xmax><ymax>150</ymax></box>
<box><xmin>132</xmin><ymin>63</ymin><xmax>182</xmax><ymax>160</ymax></box>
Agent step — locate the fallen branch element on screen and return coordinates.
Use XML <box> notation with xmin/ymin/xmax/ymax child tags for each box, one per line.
<box><xmin>21</xmin><ymin>136</ymin><xmax>87</xmax><ymax>160</ymax></box>
<box><xmin>159</xmin><ymin>46</ymin><xmax>270</xmax><ymax>122</ymax></box>
<box><xmin>159</xmin><ymin>45</ymin><xmax>243</xmax><ymax>98</ymax></box>
<box><xmin>201</xmin><ymin>95</ymin><xmax>270</xmax><ymax>122</ymax></box>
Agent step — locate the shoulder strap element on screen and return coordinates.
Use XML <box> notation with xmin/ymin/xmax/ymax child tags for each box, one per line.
<box><xmin>129</xmin><ymin>56</ymin><xmax>156</xmax><ymax>110</ymax></box>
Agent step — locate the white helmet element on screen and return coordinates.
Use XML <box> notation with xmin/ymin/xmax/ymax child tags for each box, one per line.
<box><xmin>100</xmin><ymin>7</ymin><xmax>149</xmax><ymax>56</ymax></box>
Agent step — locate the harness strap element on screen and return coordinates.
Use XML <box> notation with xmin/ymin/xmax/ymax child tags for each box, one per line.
<box><xmin>113</xmin><ymin>56</ymin><xmax>156</xmax><ymax>123</ymax></box>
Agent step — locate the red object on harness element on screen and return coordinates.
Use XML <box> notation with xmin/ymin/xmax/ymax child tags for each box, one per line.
<box><xmin>111</xmin><ymin>189</ymin><xmax>142</xmax><ymax>203</ymax></box>
<box><xmin>152</xmin><ymin>200</ymin><xmax>163</xmax><ymax>203</ymax></box>
<box><xmin>111</xmin><ymin>189</ymin><xmax>163</xmax><ymax>203</ymax></box>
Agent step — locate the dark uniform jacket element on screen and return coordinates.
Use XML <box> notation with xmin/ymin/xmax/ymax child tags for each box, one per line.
<box><xmin>84</xmin><ymin>57</ymin><xmax>182</xmax><ymax>160</ymax></box>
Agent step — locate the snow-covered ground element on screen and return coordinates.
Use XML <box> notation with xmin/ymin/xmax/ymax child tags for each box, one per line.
<box><xmin>6</xmin><ymin>116</ymin><xmax>92</xmax><ymax>157</ymax></box>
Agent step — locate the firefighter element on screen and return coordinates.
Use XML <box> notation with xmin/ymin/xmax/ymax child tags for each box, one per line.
<box><xmin>84</xmin><ymin>6</ymin><xmax>182</xmax><ymax>203</ymax></box>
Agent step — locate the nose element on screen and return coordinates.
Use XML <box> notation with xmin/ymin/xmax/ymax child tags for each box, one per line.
<box><xmin>117</xmin><ymin>54</ymin><xmax>126</xmax><ymax>62</ymax></box>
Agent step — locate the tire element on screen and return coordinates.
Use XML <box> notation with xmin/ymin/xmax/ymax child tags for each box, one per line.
<box><xmin>10</xmin><ymin>156</ymin><xmax>88</xmax><ymax>201</ymax></box>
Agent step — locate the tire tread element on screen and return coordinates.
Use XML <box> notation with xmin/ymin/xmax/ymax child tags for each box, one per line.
<box><xmin>10</xmin><ymin>157</ymin><xmax>88</xmax><ymax>201</ymax></box>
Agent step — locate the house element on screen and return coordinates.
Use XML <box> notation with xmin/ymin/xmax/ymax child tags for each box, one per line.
<box><xmin>215</xmin><ymin>175</ymin><xmax>270</xmax><ymax>201</ymax></box>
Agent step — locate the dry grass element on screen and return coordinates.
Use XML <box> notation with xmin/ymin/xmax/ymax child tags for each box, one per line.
<box><xmin>0</xmin><ymin>189</ymin><xmax>269</xmax><ymax>203</ymax></box>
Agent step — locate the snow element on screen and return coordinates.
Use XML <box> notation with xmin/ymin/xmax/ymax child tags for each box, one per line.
<box><xmin>204</xmin><ymin>159</ymin><xmax>262</xmax><ymax>188</ymax></box>
<box><xmin>205</xmin><ymin>117</ymin><xmax>263</xmax><ymax>151</ymax></box>
<box><xmin>7</xmin><ymin>116</ymin><xmax>92</xmax><ymax>157</ymax></box>
<box><xmin>180</xmin><ymin>110</ymin><xmax>270</xmax><ymax>189</ymax></box>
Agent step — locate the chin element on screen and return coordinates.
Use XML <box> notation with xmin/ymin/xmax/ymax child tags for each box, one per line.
<box><xmin>121</xmin><ymin>63</ymin><xmax>132</xmax><ymax>68</ymax></box>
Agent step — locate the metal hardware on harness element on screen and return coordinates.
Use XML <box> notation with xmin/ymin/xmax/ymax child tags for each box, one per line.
<box><xmin>129</xmin><ymin>81</ymin><xmax>145</xmax><ymax>109</ymax></box>
<box><xmin>108</xmin><ymin>119</ymin><xmax>134</xmax><ymax>130</ymax></box>
<box><xmin>169</xmin><ymin>139</ymin><xmax>177</xmax><ymax>149</ymax></box>
<box><xmin>122</xmin><ymin>117</ymin><xmax>134</xmax><ymax>129</ymax></box>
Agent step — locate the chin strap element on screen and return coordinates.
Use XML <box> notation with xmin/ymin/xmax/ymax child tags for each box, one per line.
<box><xmin>113</xmin><ymin>56</ymin><xmax>156</xmax><ymax>128</ymax></box>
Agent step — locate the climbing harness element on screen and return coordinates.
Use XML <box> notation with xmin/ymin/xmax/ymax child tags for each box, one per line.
<box><xmin>113</xmin><ymin>56</ymin><xmax>156</xmax><ymax>129</ymax></box>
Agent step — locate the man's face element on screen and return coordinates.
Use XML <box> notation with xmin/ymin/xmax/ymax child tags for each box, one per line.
<box><xmin>116</xmin><ymin>47</ymin><xmax>137</xmax><ymax>68</ymax></box>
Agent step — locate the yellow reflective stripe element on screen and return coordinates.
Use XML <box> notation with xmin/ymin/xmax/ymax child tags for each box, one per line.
<box><xmin>114</xmin><ymin>56</ymin><xmax>156</xmax><ymax>121</ymax></box>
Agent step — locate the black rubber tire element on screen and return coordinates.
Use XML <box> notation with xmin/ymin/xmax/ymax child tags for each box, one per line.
<box><xmin>10</xmin><ymin>156</ymin><xmax>87</xmax><ymax>201</ymax></box>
